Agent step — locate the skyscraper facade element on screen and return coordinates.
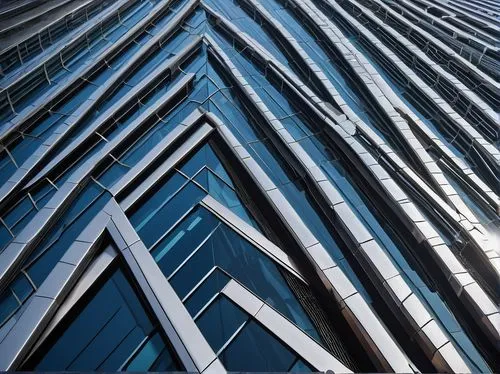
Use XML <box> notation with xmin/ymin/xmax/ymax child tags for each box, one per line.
<box><xmin>0</xmin><ymin>0</ymin><xmax>498</xmax><ymax>372</ymax></box>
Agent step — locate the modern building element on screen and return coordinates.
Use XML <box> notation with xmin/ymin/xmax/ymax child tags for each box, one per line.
<box><xmin>0</xmin><ymin>0</ymin><xmax>498</xmax><ymax>372</ymax></box>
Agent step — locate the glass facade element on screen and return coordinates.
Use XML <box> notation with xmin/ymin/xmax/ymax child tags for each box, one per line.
<box><xmin>197</xmin><ymin>296</ymin><xmax>314</xmax><ymax>372</ymax></box>
<box><xmin>23</xmin><ymin>266</ymin><xmax>182</xmax><ymax>371</ymax></box>
<box><xmin>0</xmin><ymin>0</ymin><xmax>498</xmax><ymax>372</ymax></box>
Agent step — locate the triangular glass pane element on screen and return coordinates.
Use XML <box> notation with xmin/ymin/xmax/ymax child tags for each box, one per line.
<box><xmin>23</xmin><ymin>266</ymin><xmax>182</xmax><ymax>372</ymax></box>
<box><xmin>181</xmin><ymin>143</ymin><xmax>233</xmax><ymax>188</ymax></box>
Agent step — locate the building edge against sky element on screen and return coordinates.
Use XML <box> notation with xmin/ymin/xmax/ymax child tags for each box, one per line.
<box><xmin>0</xmin><ymin>0</ymin><xmax>498</xmax><ymax>372</ymax></box>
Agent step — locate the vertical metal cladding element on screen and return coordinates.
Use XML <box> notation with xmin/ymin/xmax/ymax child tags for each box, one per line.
<box><xmin>0</xmin><ymin>0</ymin><xmax>498</xmax><ymax>372</ymax></box>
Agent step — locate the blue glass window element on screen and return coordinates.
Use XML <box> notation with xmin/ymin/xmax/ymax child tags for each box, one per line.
<box><xmin>0</xmin><ymin>0</ymin><xmax>168</xmax><ymax>188</ymax></box>
<box><xmin>25</xmin><ymin>266</ymin><xmax>182</xmax><ymax>371</ymax></box>
<box><xmin>129</xmin><ymin>172</ymin><xmax>188</xmax><ymax>231</ymax></box>
<box><xmin>220</xmin><ymin>320</ymin><xmax>297</xmax><ymax>372</ymax></box>
<box><xmin>152</xmin><ymin>206</ymin><xmax>323</xmax><ymax>344</ymax></box>
<box><xmin>184</xmin><ymin>269</ymin><xmax>230</xmax><ymax>317</ymax></box>
<box><xmin>0</xmin><ymin>223</ymin><xmax>13</xmax><ymax>254</ymax></box>
<box><xmin>26</xmin><ymin>190</ymin><xmax>111</xmax><ymax>286</ymax></box>
<box><xmin>196</xmin><ymin>295</ymin><xmax>248</xmax><ymax>352</ymax></box>
<box><xmin>128</xmin><ymin>142</ymin><xmax>260</xmax><ymax>239</ymax></box>
<box><xmin>195</xmin><ymin>295</ymin><xmax>312</xmax><ymax>372</ymax></box>
<box><xmin>152</xmin><ymin>206</ymin><xmax>220</xmax><ymax>277</ymax></box>
<box><xmin>135</xmin><ymin>181</ymin><xmax>206</xmax><ymax>248</ymax></box>
<box><xmin>180</xmin><ymin>141</ymin><xmax>233</xmax><ymax>187</ymax></box>
<box><xmin>0</xmin><ymin>291</ymin><xmax>20</xmax><ymax>327</ymax></box>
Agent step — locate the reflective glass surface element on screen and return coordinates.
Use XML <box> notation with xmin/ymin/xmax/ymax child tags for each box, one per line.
<box><xmin>25</xmin><ymin>267</ymin><xmax>181</xmax><ymax>371</ymax></box>
<box><xmin>151</xmin><ymin>206</ymin><xmax>323</xmax><ymax>344</ymax></box>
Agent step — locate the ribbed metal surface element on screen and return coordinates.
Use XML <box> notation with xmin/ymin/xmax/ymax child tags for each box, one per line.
<box><xmin>0</xmin><ymin>0</ymin><xmax>498</xmax><ymax>372</ymax></box>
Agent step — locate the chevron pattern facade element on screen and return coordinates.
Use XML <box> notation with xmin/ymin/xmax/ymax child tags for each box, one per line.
<box><xmin>0</xmin><ymin>0</ymin><xmax>498</xmax><ymax>372</ymax></box>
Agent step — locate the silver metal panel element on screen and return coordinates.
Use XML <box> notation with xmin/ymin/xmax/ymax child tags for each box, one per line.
<box><xmin>11</xmin><ymin>207</ymin><xmax>55</xmax><ymax>244</ymax></box>
<box><xmin>222</xmin><ymin>280</ymin><xmax>264</xmax><ymax>316</ymax></box>
<box><xmin>202</xmin><ymin>358</ymin><xmax>227</xmax><ymax>373</ymax></box>
<box><xmin>0</xmin><ymin>0</ymin><xmax>497</xmax><ymax>370</ymax></box>
<box><xmin>0</xmin><ymin>242</ymin><xmax>25</xmax><ymax>282</ymax></box>
<box><xmin>436</xmin><ymin>342</ymin><xmax>472</xmax><ymax>373</ymax></box>
<box><xmin>402</xmin><ymin>294</ymin><xmax>433</xmax><ymax>328</ymax></box>
<box><xmin>109</xmin><ymin>122</ymin><xmax>195</xmax><ymax>197</ymax></box>
<box><xmin>266</xmin><ymin>188</ymin><xmax>319</xmax><ymax>248</ymax></box>
<box><xmin>385</xmin><ymin>275</ymin><xmax>412</xmax><ymax>304</ymax></box>
<box><xmin>304</xmin><ymin>242</ymin><xmax>337</xmax><ymax>271</ymax></box>
<box><xmin>333</xmin><ymin>202</ymin><xmax>372</xmax><ymax>244</ymax></box>
<box><xmin>0</xmin><ymin>296</ymin><xmax>56</xmax><ymax>369</ymax></box>
<box><xmin>324</xmin><ymin>266</ymin><xmax>357</xmax><ymax>300</ymax></box>
<box><xmin>35</xmin><ymin>261</ymin><xmax>76</xmax><ymax>300</ymax></box>
<box><xmin>343</xmin><ymin>293</ymin><xmax>413</xmax><ymax>373</ymax></box>
<box><xmin>203</xmin><ymin>97</ymin><xmax>416</xmax><ymax>370</ymax></box>
<box><xmin>420</xmin><ymin>320</ymin><xmax>449</xmax><ymax>350</ymax></box>
<box><xmin>28</xmin><ymin>39</ymin><xmax>202</xmax><ymax>188</ymax></box>
<box><xmin>360</xmin><ymin>240</ymin><xmax>399</xmax><ymax>281</ymax></box>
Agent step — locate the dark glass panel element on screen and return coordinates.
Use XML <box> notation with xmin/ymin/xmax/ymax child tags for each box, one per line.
<box><xmin>181</xmin><ymin>144</ymin><xmax>233</xmax><ymax>187</ymax></box>
<box><xmin>3</xmin><ymin>197</ymin><xmax>35</xmax><ymax>229</ymax></box>
<box><xmin>10</xmin><ymin>274</ymin><xmax>33</xmax><ymax>303</ymax></box>
<box><xmin>67</xmin><ymin>307</ymin><xmax>138</xmax><ymax>370</ymax></box>
<box><xmin>149</xmin><ymin>345</ymin><xmax>181</xmax><ymax>371</ymax></box>
<box><xmin>125</xmin><ymin>332</ymin><xmax>166</xmax><ymax>371</ymax></box>
<box><xmin>195</xmin><ymin>296</ymin><xmax>248</xmax><ymax>352</ymax></box>
<box><xmin>220</xmin><ymin>320</ymin><xmax>297</xmax><ymax>372</ymax></box>
<box><xmin>152</xmin><ymin>206</ymin><xmax>219</xmax><ymax>279</ymax></box>
<box><xmin>97</xmin><ymin>327</ymin><xmax>145</xmax><ymax>371</ymax></box>
<box><xmin>129</xmin><ymin>172</ymin><xmax>187</xmax><ymax>231</ymax></box>
<box><xmin>184</xmin><ymin>269</ymin><xmax>230</xmax><ymax>317</ymax></box>
<box><xmin>0</xmin><ymin>292</ymin><xmax>18</xmax><ymax>326</ymax></box>
<box><xmin>27</xmin><ymin>267</ymin><xmax>181</xmax><ymax>372</ymax></box>
<box><xmin>169</xmin><ymin>237</ymin><xmax>215</xmax><ymax>299</ymax></box>
<box><xmin>27</xmin><ymin>192</ymin><xmax>111</xmax><ymax>286</ymax></box>
<box><xmin>0</xmin><ymin>225</ymin><xmax>13</xmax><ymax>253</ymax></box>
<box><xmin>194</xmin><ymin>168</ymin><xmax>241</xmax><ymax>211</ymax></box>
<box><xmin>136</xmin><ymin>182</ymin><xmax>206</xmax><ymax>248</ymax></box>
<box><xmin>289</xmin><ymin>358</ymin><xmax>314</xmax><ymax>372</ymax></box>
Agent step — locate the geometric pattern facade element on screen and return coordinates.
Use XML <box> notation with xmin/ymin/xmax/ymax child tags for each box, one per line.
<box><xmin>0</xmin><ymin>0</ymin><xmax>498</xmax><ymax>372</ymax></box>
